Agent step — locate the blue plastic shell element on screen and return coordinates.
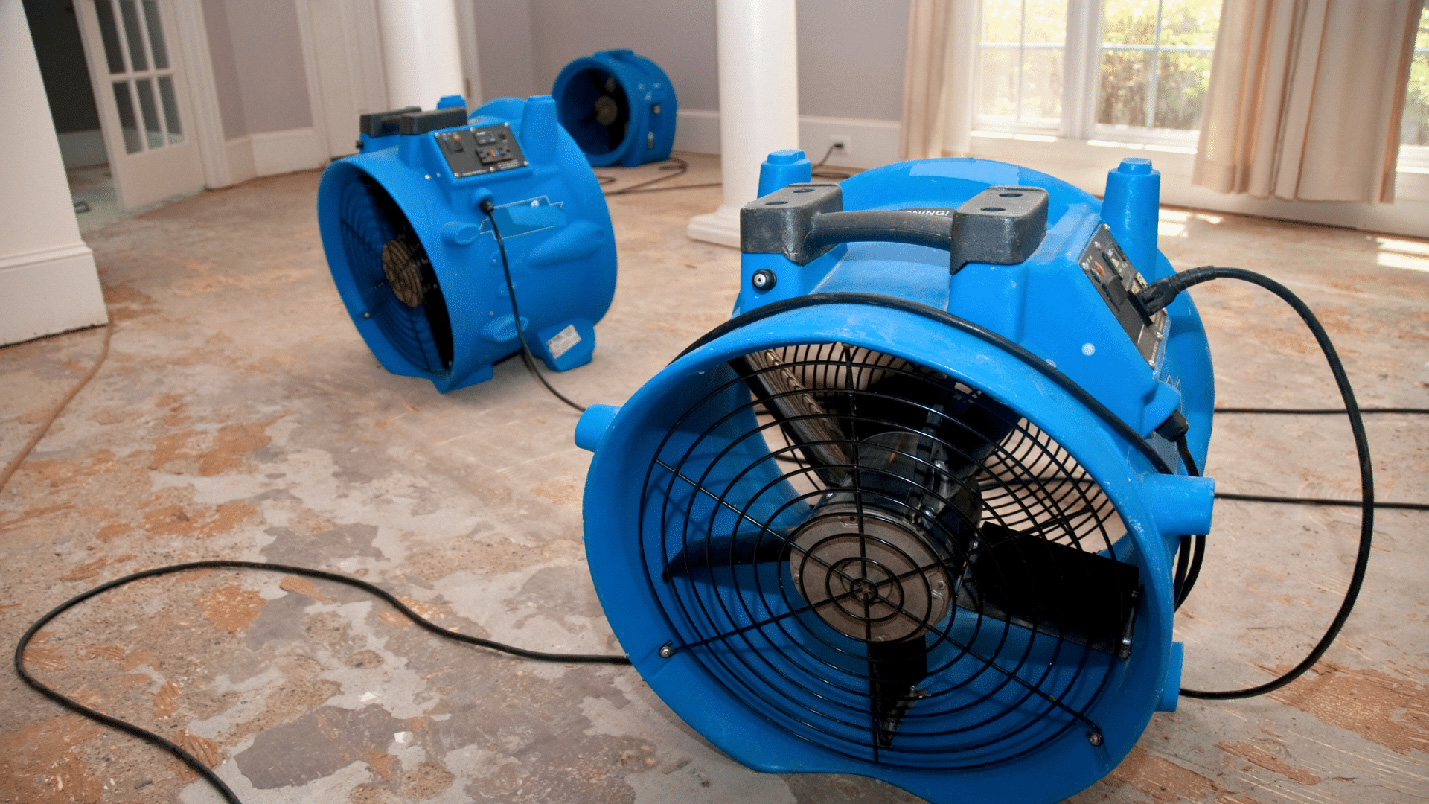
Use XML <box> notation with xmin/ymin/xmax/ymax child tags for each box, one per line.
<box><xmin>317</xmin><ymin>95</ymin><xmax>617</xmax><ymax>392</ymax></box>
<box><xmin>577</xmin><ymin>156</ymin><xmax>1216</xmax><ymax>804</ymax></box>
<box><xmin>553</xmin><ymin>50</ymin><xmax>677</xmax><ymax>167</ymax></box>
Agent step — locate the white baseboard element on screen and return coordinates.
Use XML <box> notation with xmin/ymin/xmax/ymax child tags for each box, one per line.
<box><xmin>798</xmin><ymin>115</ymin><xmax>902</xmax><ymax>169</ymax></box>
<box><xmin>673</xmin><ymin>109</ymin><xmax>720</xmax><ymax>155</ymax></box>
<box><xmin>57</xmin><ymin>130</ymin><xmax>107</xmax><ymax>168</ymax></box>
<box><xmin>224</xmin><ymin>127</ymin><xmax>326</xmax><ymax>183</ymax></box>
<box><xmin>226</xmin><ymin>136</ymin><xmax>257</xmax><ymax>184</ymax></box>
<box><xmin>0</xmin><ymin>242</ymin><xmax>108</xmax><ymax>346</ymax></box>
<box><xmin>251</xmin><ymin>126</ymin><xmax>327</xmax><ymax>176</ymax></box>
<box><xmin>675</xmin><ymin>110</ymin><xmax>903</xmax><ymax>170</ymax></box>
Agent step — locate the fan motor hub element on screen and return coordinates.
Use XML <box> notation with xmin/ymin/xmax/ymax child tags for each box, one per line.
<box><xmin>594</xmin><ymin>95</ymin><xmax>620</xmax><ymax>127</ymax></box>
<box><xmin>789</xmin><ymin>504</ymin><xmax>952</xmax><ymax>643</ymax></box>
<box><xmin>380</xmin><ymin>238</ymin><xmax>427</xmax><ymax>308</ymax></box>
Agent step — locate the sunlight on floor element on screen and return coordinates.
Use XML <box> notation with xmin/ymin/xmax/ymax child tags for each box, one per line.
<box><xmin>1375</xmin><ymin>236</ymin><xmax>1429</xmax><ymax>272</ymax></box>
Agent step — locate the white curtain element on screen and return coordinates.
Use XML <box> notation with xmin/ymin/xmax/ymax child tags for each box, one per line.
<box><xmin>900</xmin><ymin>0</ymin><xmax>978</xmax><ymax>160</ymax></box>
<box><xmin>1193</xmin><ymin>0</ymin><xmax>1423</xmax><ymax>203</ymax></box>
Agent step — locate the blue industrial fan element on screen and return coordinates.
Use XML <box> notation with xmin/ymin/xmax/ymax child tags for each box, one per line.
<box><xmin>317</xmin><ymin>95</ymin><xmax>617</xmax><ymax>392</ymax></box>
<box><xmin>575</xmin><ymin>153</ymin><xmax>1216</xmax><ymax>804</ymax></box>
<box><xmin>553</xmin><ymin>50</ymin><xmax>677</xmax><ymax>167</ymax></box>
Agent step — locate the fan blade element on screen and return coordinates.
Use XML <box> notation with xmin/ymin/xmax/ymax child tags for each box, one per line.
<box><xmin>869</xmin><ymin>637</ymin><xmax>930</xmax><ymax>748</ymax></box>
<box><xmin>957</xmin><ymin>522</ymin><xmax>1139</xmax><ymax>658</ymax></box>
<box><xmin>856</xmin><ymin>371</ymin><xmax>1018</xmax><ymax>477</ymax></box>
<box><xmin>663</xmin><ymin>532</ymin><xmax>791</xmax><ymax>581</ymax></box>
<box><xmin>734</xmin><ymin>351</ymin><xmax>852</xmax><ymax>488</ymax></box>
<box><xmin>606</xmin><ymin>116</ymin><xmax>623</xmax><ymax>150</ymax></box>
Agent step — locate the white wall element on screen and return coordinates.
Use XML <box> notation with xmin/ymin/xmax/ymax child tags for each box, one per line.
<box><xmin>1</xmin><ymin>1</ymin><xmax>108</xmax><ymax>345</ymax></box>
<box><xmin>465</xmin><ymin>0</ymin><xmax>909</xmax><ymax>168</ymax></box>
<box><xmin>200</xmin><ymin>0</ymin><xmax>327</xmax><ymax>182</ymax></box>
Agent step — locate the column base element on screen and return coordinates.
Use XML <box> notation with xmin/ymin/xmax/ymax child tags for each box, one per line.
<box><xmin>686</xmin><ymin>204</ymin><xmax>742</xmax><ymax>249</ymax></box>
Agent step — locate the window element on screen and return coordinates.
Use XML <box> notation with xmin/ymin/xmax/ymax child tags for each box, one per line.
<box><xmin>1401</xmin><ymin>4</ymin><xmax>1429</xmax><ymax>167</ymax></box>
<box><xmin>975</xmin><ymin>0</ymin><xmax>1221</xmax><ymax>142</ymax></box>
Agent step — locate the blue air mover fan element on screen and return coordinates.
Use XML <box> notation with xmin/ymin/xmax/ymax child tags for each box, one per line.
<box><xmin>574</xmin><ymin>152</ymin><xmax>1217</xmax><ymax>804</ymax></box>
<box><xmin>553</xmin><ymin>50</ymin><xmax>676</xmax><ymax>167</ymax></box>
<box><xmin>317</xmin><ymin>95</ymin><xmax>616</xmax><ymax>392</ymax></box>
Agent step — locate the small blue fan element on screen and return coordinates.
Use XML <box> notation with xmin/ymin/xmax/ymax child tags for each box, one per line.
<box><xmin>317</xmin><ymin>95</ymin><xmax>617</xmax><ymax>392</ymax></box>
<box><xmin>553</xmin><ymin>50</ymin><xmax>677</xmax><ymax>167</ymax></box>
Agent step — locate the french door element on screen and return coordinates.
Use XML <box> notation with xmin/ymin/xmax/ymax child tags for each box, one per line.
<box><xmin>74</xmin><ymin>0</ymin><xmax>204</xmax><ymax>209</ymax></box>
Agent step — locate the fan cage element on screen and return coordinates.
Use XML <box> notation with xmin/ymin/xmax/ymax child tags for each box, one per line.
<box><xmin>557</xmin><ymin>67</ymin><xmax>631</xmax><ymax>157</ymax></box>
<box><xmin>636</xmin><ymin>342</ymin><xmax>1140</xmax><ymax>771</ymax></box>
<box><xmin>336</xmin><ymin>175</ymin><xmax>454</xmax><ymax>374</ymax></box>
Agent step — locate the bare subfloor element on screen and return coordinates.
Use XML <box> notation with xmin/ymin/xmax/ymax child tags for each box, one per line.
<box><xmin>2</xmin><ymin>155</ymin><xmax>1426</xmax><ymax>803</ymax></box>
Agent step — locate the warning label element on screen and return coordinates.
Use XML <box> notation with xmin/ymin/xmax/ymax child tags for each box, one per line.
<box><xmin>546</xmin><ymin>325</ymin><xmax>581</xmax><ymax>359</ymax></box>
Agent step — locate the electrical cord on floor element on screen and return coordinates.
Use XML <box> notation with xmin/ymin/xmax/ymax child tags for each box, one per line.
<box><xmin>479</xmin><ymin>198</ymin><xmax>587</xmax><ymax>414</ymax></box>
<box><xmin>1134</xmin><ymin>265</ymin><xmax>1376</xmax><ymax>701</ymax></box>
<box><xmin>596</xmin><ymin>156</ymin><xmax>722</xmax><ymax>196</ymax></box>
<box><xmin>15</xmin><ymin>560</ymin><xmax>631</xmax><ymax>804</ymax></box>
<box><xmin>0</xmin><ymin>323</ymin><xmax>112</xmax><ymax>495</ymax></box>
<box><xmin>809</xmin><ymin>142</ymin><xmax>857</xmax><ymax>181</ymax></box>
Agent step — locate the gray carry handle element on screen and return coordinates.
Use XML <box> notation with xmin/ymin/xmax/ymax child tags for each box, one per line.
<box><xmin>804</xmin><ymin>210</ymin><xmax>954</xmax><ymax>255</ymax></box>
<box><xmin>740</xmin><ymin>182</ymin><xmax>1049</xmax><ymax>271</ymax></box>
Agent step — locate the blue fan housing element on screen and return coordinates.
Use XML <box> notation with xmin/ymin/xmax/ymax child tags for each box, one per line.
<box><xmin>575</xmin><ymin>154</ymin><xmax>1217</xmax><ymax>804</ymax></box>
<box><xmin>553</xmin><ymin>50</ymin><xmax>677</xmax><ymax>167</ymax></box>
<box><xmin>317</xmin><ymin>95</ymin><xmax>616</xmax><ymax>392</ymax></box>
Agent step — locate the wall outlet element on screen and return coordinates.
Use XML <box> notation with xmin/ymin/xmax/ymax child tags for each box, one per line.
<box><xmin>828</xmin><ymin>134</ymin><xmax>851</xmax><ymax>159</ymax></box>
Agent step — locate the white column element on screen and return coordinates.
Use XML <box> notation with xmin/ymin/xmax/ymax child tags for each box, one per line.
<box><xmin>0</xmin><ymin>2</ymin><xmax>107</xmax><ymax>345</ymax></box>
<box><xmin>377</xmin><ymin>0</ymin><xmax>466</xmax><ymax>109</ymax></box>
<box><xmin>687</xmin><ymin>0</ymin><xmax>800</xmax><ymax>248</ymax></box>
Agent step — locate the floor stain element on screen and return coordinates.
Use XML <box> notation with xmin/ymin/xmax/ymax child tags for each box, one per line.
<box><xmin>0</xmin><ymin>715</ymin><xmax>105</xmax><ymax>804</ymax></box>
<box><xmin>199</xmin><ymin>584</ymin><xmax>267</xmax><ymax>633</ymax></box>
<box><xmin>1269</xmin><ymin>662</ymin><xmax>1429</xmax><ymax>755</ymax></box>
<box><xmin>1105</xmin><ymin>746</ymin><xmax>1225</xmax><ymax>804</ymax></box>
<box><xmin>197</xmin><ymin>421</ymin><xmax>274</xmax><ymax>476</ymax></box>
<box><xmin>1216</xmin><ymin>739</ymin><xmax>1320</xmax><ymax>785</ymax></box>
<box><xmin>154</xmin><ymin>680</ymin><xmax>181</xmax><ymax>718</ymax></box>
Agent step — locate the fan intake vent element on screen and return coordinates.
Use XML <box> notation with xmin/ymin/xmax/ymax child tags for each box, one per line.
<box><xmin>336</xmin><ymin>177</ymin><xmax>454</xmax><ymax>372</ymax></box>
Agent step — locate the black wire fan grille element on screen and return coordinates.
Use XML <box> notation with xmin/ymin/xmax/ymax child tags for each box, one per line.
<box><xmin>638</xmin><ymin>343</ymin><xmax>1142</xmax><ymax>770</ymax></box>
<box><xmin>336</xmin><ymin>176</ymin><xmax>454</xmax><ymax>373</ymax></box>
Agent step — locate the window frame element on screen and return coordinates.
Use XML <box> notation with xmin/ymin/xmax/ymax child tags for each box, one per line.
<box><xmin>973</xmin><ymin>0</ymin><xmax>1215</xmax><ymax>147</ymax></box>
<box><xmin>1401</xmin><ymin>25</ymin><xmax>1429</xmax><ymax>170</ymax></box>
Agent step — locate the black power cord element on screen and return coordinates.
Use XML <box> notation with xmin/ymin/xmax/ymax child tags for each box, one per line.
<box><xmin>15</xmin><ymin>560</ymin><xmax>630</xmax><ymax>804</ymax></box>
<box><xmin>1134</xmin><ymin>266</ymin><xmax>1377</xmax><ymax>700</ymax></box>
<box><xmin>596</xmin><ymin>156</ymin><xmax>721</xmax><ymax>195</ymax></box>
<box><xmin>479</xmin><ymin>198</ymin><xmax>587</xmax><ymax>414</ymax></box>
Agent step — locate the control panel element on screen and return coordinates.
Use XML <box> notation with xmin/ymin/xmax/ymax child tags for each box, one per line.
<box><xmin>434</xmin><ymin>123</ymin><xmax>527</xmax><ymax>178</ymax></box>
<box><xmin>1078</xmin><ymin>225</ymin><xmax>1166</xmax><ymax>364</ymax></box>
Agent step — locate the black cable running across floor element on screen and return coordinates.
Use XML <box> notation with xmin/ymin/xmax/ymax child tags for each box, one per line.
<box><xmin>15</xmin><ymin>560</ymin><xmax>630</xmax><ymax>804</ymax></box>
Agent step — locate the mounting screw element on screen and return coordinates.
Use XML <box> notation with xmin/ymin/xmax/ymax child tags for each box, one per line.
<box><xmin>751</xmin><ymin>269</ymin><xmax>777</xmax><ymax>291</ymax></box>
<box><xmin>658</xmin><ymin>643</ymin><xmax>676</xmax><ymax>659</ymax></box>
<box><xmin>1087</xmin><ymin>729</ymin><xmax>1104</xmax><ymax>747</ymax></box>
<box><xmin>361</xmin><ymin>311</ymin><xmax>372</xmax><ymax>319</ymax></box>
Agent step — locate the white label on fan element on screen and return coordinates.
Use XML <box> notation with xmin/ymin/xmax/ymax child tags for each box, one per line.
<box><xmin>546</xmin><ymin>325</ymin><xmax>581</xmax><ymax>359</ymax></box>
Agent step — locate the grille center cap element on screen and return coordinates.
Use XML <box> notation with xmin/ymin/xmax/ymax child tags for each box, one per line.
<box><xmin>789</xmin><ymin>505</ymin><xmax>952</xmax><ymax>643</ymax></box>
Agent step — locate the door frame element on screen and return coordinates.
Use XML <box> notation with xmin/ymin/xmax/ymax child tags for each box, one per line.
<box><xmin>294</xmin><ymin>0</ymin><xmax>387</xmax><ymax>161</ymax></box>
<box><xmin>168</xmin><ymin>0</ymin><xmax>233</xmax><ymax>187</ymax></box>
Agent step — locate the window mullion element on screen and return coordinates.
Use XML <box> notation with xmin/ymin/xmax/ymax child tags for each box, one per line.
<box><xmin>1064</xmin><ymin>0</ymin><xmax>1102</xmax><ymax>140</ymax></box>
<box><xmin>1146</xmin><ymin>0</ymin><xmax>1165</xmax><ymax>129</ymax></box>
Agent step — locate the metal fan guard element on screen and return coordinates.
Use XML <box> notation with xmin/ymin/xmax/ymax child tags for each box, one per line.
<box><xmin>637</xmin><ymin>342</ymin><xmax>1136</xmax><ymax>770</ymax></box>
<box><xmin>336</xmin><ymin>176</ymin><xmax>454</xmax><ymax>372</ymax></box>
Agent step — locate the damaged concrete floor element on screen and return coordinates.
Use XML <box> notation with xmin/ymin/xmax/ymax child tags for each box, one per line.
<box><xmin>1</xmin><ymin>154</ymin><xmax>1426</xmax><ymax>803</ymax></box>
